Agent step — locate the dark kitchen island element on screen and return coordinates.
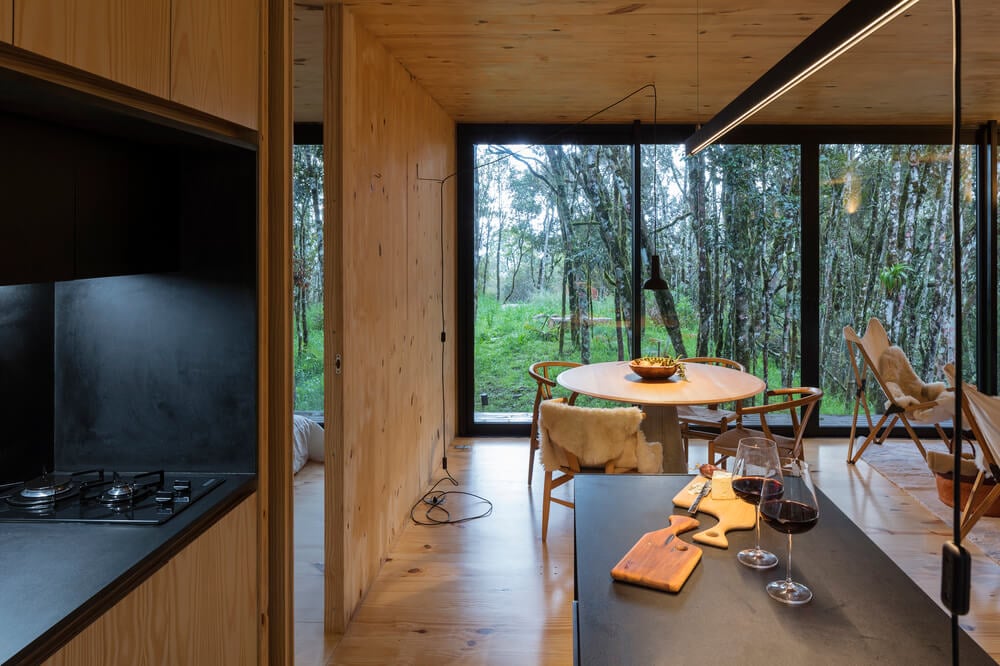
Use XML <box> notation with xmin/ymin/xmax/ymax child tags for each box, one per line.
<box><xmin>573</xmin><ymin>474</ymin><xmax>996</xmax><ymax>665</ymax></box>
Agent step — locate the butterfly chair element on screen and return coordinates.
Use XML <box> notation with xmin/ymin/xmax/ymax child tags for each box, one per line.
<box><xmin>939</xmin><ymin>366</ymin><xmax>1000</xmax><ymax>539</ymax></box>
<box><xmin>528</xmin><ymin>361</ymin><xmax>580</xmax><ymax>485</ymax></box>
<box><xmin>676</xmin><ymin>357</ymin><xmax>747</xmax><ymax>462</ymax></box>
<box><xmin>538</xmin><ymin>399</ymin><xmax>662</xmax><ymax>541</ymax></box>
<box><xmin>844</xmin><ymin>318</ymin><xmax>954</xmax><ymax>464</ymax></box>
<box><xmin>708</xmin><ymin>387</ymin><xmax>824</xmax><ymax>467</ymax></box>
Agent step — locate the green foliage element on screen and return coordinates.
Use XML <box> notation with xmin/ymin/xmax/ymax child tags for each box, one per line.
<box><xmin>294</xmin><ymin>302</ymin><xmax>325</xmax><ymax>411</ymax></box>
<box><xmin>292</xmin><ymin>142</ymin><xmax>326</xmax><ymax>413</ymax></box>
<box><xmin>878</xmin><ymin>263</ymin><xmax>911</xmax><ymax>298</ymax></box>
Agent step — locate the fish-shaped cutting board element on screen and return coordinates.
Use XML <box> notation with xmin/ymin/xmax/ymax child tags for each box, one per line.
<box><xmin>672</xmin><ymin>476</ymin><xmax>756</xmax><ymax>548</ymax></box>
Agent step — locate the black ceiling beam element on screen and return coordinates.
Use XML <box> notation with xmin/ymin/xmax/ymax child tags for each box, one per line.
<box><xmin>685</xmin><ymin>0</ymin><xmax>919</xmax><ymax>155</ymax></box>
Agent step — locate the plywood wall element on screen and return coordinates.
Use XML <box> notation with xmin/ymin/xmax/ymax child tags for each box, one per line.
<box><xmin>1</xmin><ymin>1</ymin><xmax>12</xmax><ymax>43</ymax></box>
<box><xmin>326</xmin><ymin>6</ymin><xmax>457</xmax><ymax>629</ymax></box>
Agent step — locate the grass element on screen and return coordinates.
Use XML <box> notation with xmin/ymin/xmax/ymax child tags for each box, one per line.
<box><xmin>474</xmin><ymin>292</ymin><xmax>855</xmax><ymax>418</ymax></box>
<box><xmin>474</xmin><ymin>292</ymin><xmax>679</xmax><ymax>413</ymax></box>
<box><xmin>294</xmin><ymin>302</ymin><xmax>324</xmax><ymax>412</ymax></box>
<box><xmin>294</xmin><ymin>291</ymin><xmax>860</xmax><ymax>419</ymax></box>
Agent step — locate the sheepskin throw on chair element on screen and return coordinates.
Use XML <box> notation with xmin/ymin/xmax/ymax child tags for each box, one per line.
<box><xmin>538</xmin><ymin>400</ymin><xmax>663</xmax><ymax>474</ymax></box>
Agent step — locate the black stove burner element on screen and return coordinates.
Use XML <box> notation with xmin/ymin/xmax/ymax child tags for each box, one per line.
<box><xmin>0</xmin><ymin>470</ymin><xmax>225</xmax><ymax>525</ymax></box>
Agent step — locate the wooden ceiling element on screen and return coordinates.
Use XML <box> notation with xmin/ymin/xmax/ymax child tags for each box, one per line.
<box><xmin>293</xmin><ymin>1</ymin><xmax>1000</xmax><ymax>127</ymax></box>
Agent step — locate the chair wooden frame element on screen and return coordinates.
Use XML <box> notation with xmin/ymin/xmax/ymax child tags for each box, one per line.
<box><xmin>542</xmin><ymin>442</ymin><xmax>617</xmax><ymax>542</ymax></box>
<box><xmin>844</xmin><ymin>319</ymin><xmax>952</xmax><ymax>464</ymax></box>
<box><xmin>539</xmin><ymin>400</ymin><xmax>653</xmax><ymax>542</ymax></box>
<box><xmin>950</xmin><ymin>378</ymin><xmax>1000</xmax><ymax>539</ymax></box>
<box><xmin>676</xmin><ymin>357</ymin><xmax>746</xmax><ymax>461</ymax></box>
<box><xmin>708</xmin><ymin>387</ymin><xmax>823</xmax><ymax>466</ymax></box>
<box><xmin>528</xmin><ymin>361</ymin><xmax>579</xmax><ymax>485</ymax></box>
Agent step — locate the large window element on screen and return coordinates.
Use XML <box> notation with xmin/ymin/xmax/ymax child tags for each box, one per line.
<box><xmin>818</xmin><ymin>144</ymin><xmax>977</xmax><ymax>423</ymax></box>
<box><xmin>473</xmin><ymin>143</ymin><xmax>633</xmax><ymax>421</ymax></box>
<box><xmin>460</xmin><ymin>127</ymin><xmax>992</xmax><ymax>435</ymax></box>
<box><xmin>471</xmin><ymin>138</ymin><xmax>801</xmax><ymax>426</ymax></box>
<box><xmin>643</xmin><ymin>144</ymin><xmax>801</xmax><ymax>390</ymax></box>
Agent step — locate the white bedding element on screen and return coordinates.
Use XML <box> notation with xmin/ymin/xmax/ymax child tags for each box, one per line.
<box><xmin>293</xmin><ymin>415</ymin><xmax>325</xmax><ymax>474</ymax></box>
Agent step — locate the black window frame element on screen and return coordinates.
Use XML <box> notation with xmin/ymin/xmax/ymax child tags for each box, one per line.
<box><xmin>457</xmin><ymin>122</ymin><xmax>997</xmax><ymax>438</ymax></box>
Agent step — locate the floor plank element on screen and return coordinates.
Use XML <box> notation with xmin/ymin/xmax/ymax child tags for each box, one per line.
<box><xmin>293</xmin><ymin>438</ymin><xmax>1000</xmax><ymax>664</ymax></box>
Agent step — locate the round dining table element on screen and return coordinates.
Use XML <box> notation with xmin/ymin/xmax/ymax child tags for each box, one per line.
<box><xmin>556</xmin><ymin>361</ymin><xmax>766</xmax><ymax>473</ymax></box>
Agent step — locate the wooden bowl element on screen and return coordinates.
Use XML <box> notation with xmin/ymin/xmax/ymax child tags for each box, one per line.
<box><xmin>629</xmin><ymin>361</ymin><xmax>678</xmax><ymax>380</ymax></box>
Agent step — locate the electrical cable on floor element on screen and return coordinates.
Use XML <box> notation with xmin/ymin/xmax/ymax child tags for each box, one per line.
<box><xmin>409</xmin><ymin>471</ymin><xmax>494</xmax><ymax>526</ymax></box>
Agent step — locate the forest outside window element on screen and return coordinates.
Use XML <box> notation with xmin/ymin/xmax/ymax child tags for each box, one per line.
<box><xmin>818</xmin><ymin>144</ymin><xmax>977</xmax><ymax>425</ymax></box>
<box><xmin>642</xmin><ymin>144</ymin><xmax>802</xmax><ymax>393</ymax></box>
<box><xmin>473</xmin><ymin>143</ymin><xmax>634</xmax><ymax>420</ymax></box>
<box><xmin>471</xmin><ymin>140</ymin><xmax>801</xmax><ymax>427</ymax></box>
<box><xmin>463</xmin><ymin>128</ymin><xmax>989</xmax><ymax>435</ymax></box>
<box><xmin>292</xmin><ymin>143</ymin><xmax>324</xmax><ymax>415</ymax></box>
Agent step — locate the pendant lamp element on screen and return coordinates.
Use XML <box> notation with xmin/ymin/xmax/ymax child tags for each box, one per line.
<box><xmin>643</xmin><ymin>88</ymin><xmax>668</xmax><ymax>291</ymax></box>
<box><xmin>643</xmin><ymin>255</ymin><xmax>668</xmax><ymax>291</ymax></box>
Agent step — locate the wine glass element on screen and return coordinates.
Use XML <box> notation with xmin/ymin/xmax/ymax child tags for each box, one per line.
<box><xmin>730</xmin><ymin>437</ymin><xmax>783</xmax><ymax>569</ymax></box>
<box><xmin>761</xmin><ymin>458</ymin><xmax>820</xmax><ymax>605</ymax></box>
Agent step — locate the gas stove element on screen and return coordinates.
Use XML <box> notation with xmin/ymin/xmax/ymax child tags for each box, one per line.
<box><xmin>0</xmin><ymin>469</ymin><xmax>224</xmax><ymax>525</ymax></box>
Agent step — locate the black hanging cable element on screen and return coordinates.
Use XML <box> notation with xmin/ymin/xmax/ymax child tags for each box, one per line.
<box><xmin>950</xmin><ymin>0</ymin><xmax>963</xmax><ymax>546</ymax></box>
<box><xmin>410</xmin><ymin>168</ymin><xmax>491</xmax><ymax>526</ymax></box>
<box><xmin>412</xmin><ymin>83</ymin><xmax>660</xmax><ymax>525</ymax></box>
<box><xmin>947</xmin><ymin>0</ymin><xmax>969</xmax><ymax>662</ymax></box>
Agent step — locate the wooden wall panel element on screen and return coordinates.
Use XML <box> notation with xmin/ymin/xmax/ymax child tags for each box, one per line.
<box><xmin>327</xmin><ymin>8</ymin><xmax>457</xmax><ymax>629</ymax></box>
<box><xmin>171</xmin><ymin>0</ymin><xmax>260</xmax><ymax>129</ymax></box>
<box><xmin>259</xmin><ymin>0</ymin><xmax>294</xmax><ymax>663</ymax></box>
<box><xmin>13</xmin><ymin>0</ymin><xmax>169</xmax><ymax>97</ymax></box>
<box><xmin>42</xmin><ymin>496</ymin><xmax>258</xmax><ymax>666</ymax></box>
<box><xmin>0</xmin><ymin>1</ymin><xmax>11</xmax><ymax>44</ymax></box>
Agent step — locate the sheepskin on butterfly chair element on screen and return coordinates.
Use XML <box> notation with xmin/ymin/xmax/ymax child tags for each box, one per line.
<box><xmin>537</xmin><ymin>399</ymin><xmax>662</xmax><ymax>541</ymax></box>
<box><xmin>845</xmin><ymin>317</ymin><xmax>954</xmax><ymax>464</ymax></box>
<box><xmin>879</xmin><ymin>346</ymin><xmax>954</xmax><ymax>422</ymax></box>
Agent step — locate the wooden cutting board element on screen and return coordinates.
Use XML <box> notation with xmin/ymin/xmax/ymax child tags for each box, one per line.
<box><xmin>671</xmin><ymin>476</ymin><xmax>756</xmax><ymax>549</ymax></box>
<box><xmin>610</xmin><ymin>515</ymin><xmax>702</xmax><ymax>593</ymax></box>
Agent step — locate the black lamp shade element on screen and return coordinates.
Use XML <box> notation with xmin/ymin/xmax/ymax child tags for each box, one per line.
<box><xmin>643</xmin><ymin>255</ymin><xmax>668</xmax><ymax>290</ymax></box>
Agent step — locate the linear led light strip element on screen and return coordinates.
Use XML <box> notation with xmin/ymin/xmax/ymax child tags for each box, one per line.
<box><xmin>685</xmin><ymin>0</ymin><xmax>921</xmax><ymax>155</ymax></box>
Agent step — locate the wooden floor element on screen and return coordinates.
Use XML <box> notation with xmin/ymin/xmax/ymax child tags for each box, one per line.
<box><xmin>294</xmin><ymin>438</ymin><xmax>1000</xmax><ymax>665</ymax></box>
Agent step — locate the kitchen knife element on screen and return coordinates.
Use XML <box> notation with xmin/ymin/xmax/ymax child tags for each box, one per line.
<box><xmin>688</xmin><ymin>480</ymin><xmax>711</xmax><ymax>514</ymax></box>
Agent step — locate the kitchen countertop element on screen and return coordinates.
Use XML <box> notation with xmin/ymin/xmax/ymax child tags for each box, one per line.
<box><xmin>573</xmin><ymin>474</ymin><xmax>995</xmax><ymax>665</ymax></box>
<box><xmin>0</xmin><ymin>473</ymin><xmax>256</xmax><ymax>665</ymax></box>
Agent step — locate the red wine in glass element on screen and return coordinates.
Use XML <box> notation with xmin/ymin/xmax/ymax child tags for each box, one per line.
<box><xmin>764</xmin><ymin>459</ymin><xmax>820</xmax><ymax>605</ymax></box>
<box><xmin>760</xmin><ymin>499</ymin><xmax>819</xmax><ymax>534</ymax></box>
<box><xmin>731</xmin><ymin>438</ymin><xmax>783</xmax><ymax>569</ymax></box>
<box><xmin>732</xmin><ymin>477</ymin><xmax>784</xmax><ymax>504</ymax></box>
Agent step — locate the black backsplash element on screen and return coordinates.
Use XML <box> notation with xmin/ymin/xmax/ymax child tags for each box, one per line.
<box><xmin>54</xmin><ymin>275</ymin><xmax>256</xmax><ymax>472</ymax></box>
<box><xmin>0</xmin><ymin>284</ymin><xmax>55</xmax><ymax>482</ymax></box>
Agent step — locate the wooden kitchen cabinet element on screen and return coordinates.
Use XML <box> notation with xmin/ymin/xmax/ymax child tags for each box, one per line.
<box><xmin>41</xmin><ymin>495</ymin><xmax>258</xmax><ymax>666</ymax></box>
<box><xmin>13</xmin><ymin>0</ymin><xmax>170</xmax><ymax>97</ymax></box>
<box><xmin>1</xmin><ymin>1</ymin><xmax>11</xmax><ymax>44</ymax></box>
<box><xmin>171</xmin><ymin>0</ymin><xmax>260</xmax><ymax>129</ymax></box>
